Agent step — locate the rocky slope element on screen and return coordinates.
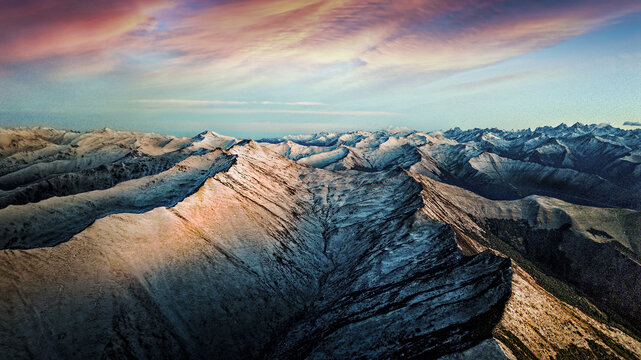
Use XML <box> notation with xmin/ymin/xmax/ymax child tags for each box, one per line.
<box><xmin>0</xmin><ymin>126</ymin><xmax>640</xmax><ymax>359</ymax></box>
<box><xmin>262</xmin><ymin>124</ymin><xmax>641</xmax><ymax>357</ymax></box>
<box><xmin>412</xmin><ymin>173</ymin><xmax>641</xmax><ymax>336</ymax></box>
<box><xmin>411</xmin><ymin>173</ymin><xmax>641</xmax><ymax>358</ymax></box>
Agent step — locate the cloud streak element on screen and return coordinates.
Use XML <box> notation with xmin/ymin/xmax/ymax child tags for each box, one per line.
<box><xmin>150</xmin><ymin>0</ymin><xmax>641</xmax><ymax>73</ymax></box>
<box><xmin>134</xmin><ymin>98</ymin><xmax>399</xmax><ymax>116</ymax></box>
<box><xmin>135</xmin><ymin>99</ymin><xmax>327</xmax><ymax>106</ymax></box>
<box><xmin>195</xmin><ymin>109</ymin><xmax>401</xmax><ymax>117</ymax></box>
<box><xmin>167</xmin><ymin>108</ymin><xmax>401</xmax><ymax>117</ymax></box>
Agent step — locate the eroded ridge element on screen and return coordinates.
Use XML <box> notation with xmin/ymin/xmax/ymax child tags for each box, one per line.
<box><xmin>0</xmin><ymin>140</ymin><xmax>512</xmax><ymax>359</ymax></box>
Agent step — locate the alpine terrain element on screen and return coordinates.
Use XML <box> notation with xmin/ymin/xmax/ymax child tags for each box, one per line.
<box><xmin>0</xmin><ymin>123</ymin><xmax>640</xmax><ymax>359</ymax></box>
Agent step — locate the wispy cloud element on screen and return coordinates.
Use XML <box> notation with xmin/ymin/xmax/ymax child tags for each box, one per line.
<box><xmin>437</xmin><ymin>71</ymin><xmax>542</xmax><ymax>93</ymax></box>
<box><xmin>133</xmin><ymin>98</ymin><xmax>399</xmax><ymax>116</ymax></box>
<box><xmin>185</xmin><ymin>108</ymin><xmax>402</xmax><ymax>117</ymax></box>
<box><xmin>4</xmin><ymin>0</ymin><xmax>640</xmax><ymax>80</ymax></box>
<box><xmin>623</xmin><ymin>121</ymin><xmax>641</xmax><ymax>127</ymax></box>
<box><xmin>136</xmin><ymin>99</ymin><xmax>250</xmax><ymax>106</ymax></box>
<box><xmin>259</xmin><ymin>101</ymin><xmax>327</xmax><ymax>106</ymax></box>
<box><xmin>135</xmin><ymin>99</ymin><xmax>328</xmax><ymax>106</ymax></box>
<box><xmin>0</xmin><ymin>0</ymin><xmax>171</xmax><ymax>63</ymax></box>
<box><xmin>148</xmin><ymin>0</ymin><xmax>641</xmax><ymax>74</ymax></box>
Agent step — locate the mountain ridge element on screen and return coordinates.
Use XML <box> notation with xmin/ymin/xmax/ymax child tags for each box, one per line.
<box><xmin>0</xmin><ymin>125</ymin><xmax>640</xmax><ymax>359</ymax></box>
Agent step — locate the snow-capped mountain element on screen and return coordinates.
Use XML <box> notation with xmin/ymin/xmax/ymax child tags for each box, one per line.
<box><xmin>260</xmin><ymin>123</ymin><xmax>641</xmax><ymax>209</ymax></box>
<box><xmin>442</xmin><ymin>123</ymin><xmax>641</xmax><ymax>191</ymax></box>
<box><xmin>0</xmin><ymin>125</ymin><xmax>640</xmax><ymax>359</ymax></box>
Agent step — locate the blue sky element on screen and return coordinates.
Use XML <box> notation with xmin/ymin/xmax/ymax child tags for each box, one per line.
<box><xmin>0</xmin><ymin>0</ymin><xmax>639</xmax><ymax>137</ymax></box>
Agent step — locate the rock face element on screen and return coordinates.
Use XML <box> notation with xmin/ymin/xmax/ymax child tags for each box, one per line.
<box><xmin>261</xmin><ymin>125</ymin><xmax>641</xmax><ymax>358</ymax></box>
<box><xmin>0</xmin><ymin>126</ymin><xmax>640</xmax><ymax>359</ymax></box>
<box><xmin>403</xmin><ymin>172</ymin><xmax>641</xmax><ymax>359</ymax></box>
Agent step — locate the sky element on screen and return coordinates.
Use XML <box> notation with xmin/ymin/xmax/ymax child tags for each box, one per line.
<box><xmin>0</xmin><ymin>0</ymin><xmax>640</xmax><ymax>137</ymax></box>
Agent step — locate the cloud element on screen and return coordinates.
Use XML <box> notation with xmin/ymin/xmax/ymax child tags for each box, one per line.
<box><xmin>623</xmin><ymin>121</ymin><xmax>641</xmax><ymax>127</ymax></box>
<box><xmin>0</xmin><ymin>0</ymin><xmax>171</xmax><ymax>63</ymax></box>
<box><xmin>146</xmin><ymin>108</ymin><xmax>401</xmax><ymax>117</ymax></box>
<box><xmin>150</xmin><ymin>0</ymin><xmax>641</xmax><ymax>73</ymax></box>
<box><xmin>190</xmin><ymin>108</ymin><xmax>401</xmax><ymax>117</ymax></box>
<box><xmin>136</xmin><ymin>99</ymin><xmax>250</xmax><ymax>106</ymax></box>
<box><xmin>135</xmin><ymin>99</ymin><xmax>327</xmax><ymax>106</ymax></box>
<box><xmin>437</xmin><ymin>71</ymin><xmax>542</xmax><ymax>93</ymax></box>
<box><xmin>3</xmin><ymin>0</ymin><xmax>641</xmax><ymax>84</ymax></box>
<box><xmin>133</xmin><ymin>98</ymin><xmax>399</xmax><ymax>116</ymax></box>
<box><xmin>357</xmin><ymin>2</ymin><xmax>641</xmax><ymax>71</ymax></box>
<box><xmin>259</xmin><ymin>101</ymin><xmax>326</xmax><ymax>106</ymax></box>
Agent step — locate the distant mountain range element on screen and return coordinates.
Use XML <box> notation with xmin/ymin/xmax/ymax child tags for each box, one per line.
<box><xmin>260</xmin><ymin>123</ymin><xmax>641</xmax><ymax>209</ymax></box>
<box><xmin>0</xmin><ymin>124</ymin><xmax>639</xmax><ymax>359</ymax></box>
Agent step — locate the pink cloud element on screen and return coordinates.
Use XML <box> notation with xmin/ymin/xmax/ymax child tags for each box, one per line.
<box><xmin>2</xmin><ymin>0</ymin><xmax>640</xmax><ymax>79</ymax></box>
<box><xmin>0</xmin><ymin>0</ymin><xmax>172</xmax><ymax>63</ymax></box>
<box><xmin>128</xmin><ymin>0</ymin><xmax>641</xmax><ymax>90</ymax></box>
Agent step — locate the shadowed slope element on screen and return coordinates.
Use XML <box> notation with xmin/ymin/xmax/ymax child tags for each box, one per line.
<box><xmin>410</xmin><ymin>172</ymin><xmax>641</xmax><ymax>358</ymax></box>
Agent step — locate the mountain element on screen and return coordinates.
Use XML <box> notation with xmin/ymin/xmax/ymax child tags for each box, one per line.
<box><xmin>0</xmin><ymin>125</ymin><xmax>640</xmax><ymax>359</ymax></box>
<box><xmin>0</xmin><ymin>127</ymin><xmax>236</xmax><ymax>249</ymax></box>
<box><xmin>412</xmin><ymin>173</ymin><xmax>641</xmax><ymax>342</ymax></box>
<box><xmin>261</xmin><ymin>123</ymin><xmax>641</xmax><ymax>209</ymax></box>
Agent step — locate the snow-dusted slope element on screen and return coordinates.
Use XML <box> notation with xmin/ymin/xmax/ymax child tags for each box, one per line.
<box><xmin>0</xmin><ymin>128</ymin><xmax>239</xmax><ymax>249</ymax></box>
<box><xmin>261</xmin><ymin>124</ymin><xmax>641</xmax><ymax>357</ymax></box>
<box><xmin>442</xmin><ymin>123</ymin><xmax>641</xmax><ymax>193</ymax></box>
<box><xmin>261</xmin><ymin>131</ymin><xmax>444</xmax><ymax>172</ymax></box>
<box><xmin>0</xmin><ymin>128</ymin><xmax>237</xmax><ymax>209</ymax></box>
<box><xmin>0</xmin><ymin>150</ymin><xmax>235</xmax><ymax>249</ymax></box>
<box><xmin>1</xmin><ymin>126</ymin><xmax>640</xmax><ymax>359</ymax></box>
